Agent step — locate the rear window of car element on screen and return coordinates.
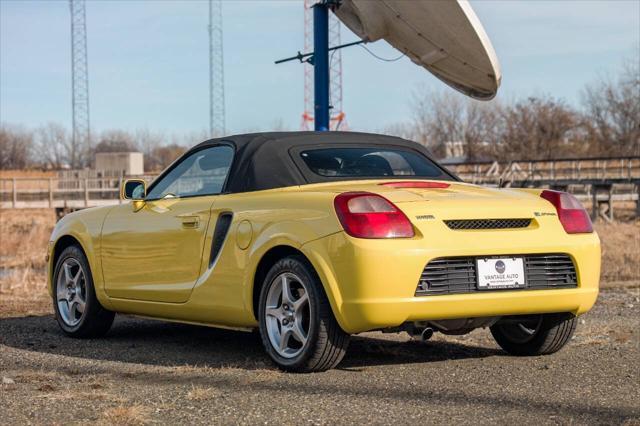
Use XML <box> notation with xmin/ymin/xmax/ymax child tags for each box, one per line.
<box><xmin>300</xmin><ymin>147</ymin><xmax>451</xmax><ymax>179</ymax></box>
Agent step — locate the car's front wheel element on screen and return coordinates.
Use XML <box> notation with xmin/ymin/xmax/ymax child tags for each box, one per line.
<box><xmin>490</xmin><ymin>313</ymin><xmax>577</xmax><ymax>356</ymax></box>
<box><xmin>53</xmin><ymin>245</ymin><xmax>115</xmax><ymax>338</ymax></box>
<box><xmin>258</xmin><ymin>256</ymin><xmax>350</xmax><ymax>372</ymax></box>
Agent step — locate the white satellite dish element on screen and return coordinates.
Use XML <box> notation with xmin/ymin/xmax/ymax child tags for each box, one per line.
<box><xmin>334</xmin><ymin>0</ymin><xmax>501</xmax><ymax>100</ymax></box>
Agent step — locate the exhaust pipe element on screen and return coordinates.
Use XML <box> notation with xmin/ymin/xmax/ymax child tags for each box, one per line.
<box><xmin>421</xmin><ymin>327</ymin><xmax>434</xmax><ymax>341</ymax></box>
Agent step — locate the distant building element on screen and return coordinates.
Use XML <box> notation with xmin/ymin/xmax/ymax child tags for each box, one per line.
<box><xmin>94</xmin><ymin>152</ymin><xmax>144</xmax><ymax>176</ymax></box>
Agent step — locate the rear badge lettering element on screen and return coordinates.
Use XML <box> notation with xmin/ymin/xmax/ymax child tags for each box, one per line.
<box><xmin>534</xmin><ymin>212</ymin><xmax>556</xmax><ymax>217</ymax></box>
<box><xmin>416</xmin><ymin>215</ymin><xmax>435</xmax><ymax>220</ymax></box>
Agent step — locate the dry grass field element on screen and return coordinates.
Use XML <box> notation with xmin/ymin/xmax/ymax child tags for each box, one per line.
<box><xmin>0</xmin><ymin>209</ymin><xmax>55</xmax><ymax>315</ymax></box>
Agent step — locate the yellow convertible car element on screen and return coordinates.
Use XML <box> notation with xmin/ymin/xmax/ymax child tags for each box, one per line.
<box><xmin>47</xmin><ymin>132</ymin><xmax>600</xmax><ymax>372</ymax></box>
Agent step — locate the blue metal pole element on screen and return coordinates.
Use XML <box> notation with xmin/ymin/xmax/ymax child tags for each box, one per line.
<box><xmin>313</xmin><ymin>3</ymin><xmax>330</xmax><ymax>131</ymax></box>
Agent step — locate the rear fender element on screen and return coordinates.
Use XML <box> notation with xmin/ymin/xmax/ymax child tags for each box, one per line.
<box><xmin>243</xmin><ymin>220</ymin><xmax>341</xmax><ymax>318</ymax></box>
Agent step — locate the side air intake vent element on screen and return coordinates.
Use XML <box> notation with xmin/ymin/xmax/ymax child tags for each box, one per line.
<box><xmin>209</xmin><ymin>213</ymin><xmax>233</xmax><ymax>268</ymax></box>
<box><xmin>444</xmin><ymin>218</ymin><xmax>532</xmax><ymax>230</ymax></box>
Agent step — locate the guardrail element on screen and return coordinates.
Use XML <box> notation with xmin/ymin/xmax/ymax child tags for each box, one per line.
<box><xmin>448</xmin><ymin>156</ymin><xmax>640</xmax><ymax>186</ymax></box>
<box><xmin>0</xmin><ymin>176</ymin><xmax>156</xmax><ymax>210</ymax></box>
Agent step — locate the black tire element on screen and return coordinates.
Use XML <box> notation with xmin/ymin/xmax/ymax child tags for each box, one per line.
<box><xmin>52</xmin><ymin>245</ymin><xmax>115</xmax><ymax>338</ymax></box>
<box><xmin>258</xmin><ymin>255</ymin><xmax>350</xmax><ymax>372</ymax></box>
<box><xmin>490</xmin><ymin>313</ymin><xmax>577</xmax><ymax>356</ymax></box>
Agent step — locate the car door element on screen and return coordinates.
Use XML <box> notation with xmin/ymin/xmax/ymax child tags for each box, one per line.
<box><xmin>101</xmin><ymin>144</ymin><xmax>234</xmax><ymax>303</ymax></box>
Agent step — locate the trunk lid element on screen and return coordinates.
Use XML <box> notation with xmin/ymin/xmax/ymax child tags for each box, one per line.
<box><xmin>301</xmin><ymin>179</ymin><xmax>556</xmax><ymax>232</ymax></box>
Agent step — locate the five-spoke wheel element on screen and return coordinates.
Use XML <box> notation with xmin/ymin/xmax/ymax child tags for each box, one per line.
<box><xmin>258</xmin><ymin>255</ymin><xmax>350</xmax><ymax>372</ymax></box>
<box><xmin>56</xmin><ymin>258</ymin><xmax>87</xmax><ymax>327</ymax></box>
<box><xmin>265</xmin><ymin>272</ymin><xmax>310</xmax><ymax>358</ymax></box>
<box><xmin>52</xmin><ymin>245</ymin><xmax>115</xmax><ymax>337</ymax></box>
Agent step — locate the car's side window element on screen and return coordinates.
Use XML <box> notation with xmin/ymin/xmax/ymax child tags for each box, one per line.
<box><xmin>146</xmin><ymin>145</ymin><xmax>234</xmax><ymax>199</ymax></box>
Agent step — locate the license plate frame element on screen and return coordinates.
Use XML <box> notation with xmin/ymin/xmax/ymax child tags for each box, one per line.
<box><xmin>476</xmin><ymin>257</ymin><xmax>526</xmax><ymax>290</ymax></box>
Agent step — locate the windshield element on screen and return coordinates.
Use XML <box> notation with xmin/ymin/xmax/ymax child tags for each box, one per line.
<box><xmin>300</xmin><ymin>147</ymin><xmax>451</xmax><ymax>180</ymax></box>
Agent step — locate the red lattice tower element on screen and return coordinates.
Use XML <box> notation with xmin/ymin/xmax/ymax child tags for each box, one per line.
<box><xmin>302</xmin><ymin>0</ymin><xmax>346</xmax><ymax>131</ymax></box>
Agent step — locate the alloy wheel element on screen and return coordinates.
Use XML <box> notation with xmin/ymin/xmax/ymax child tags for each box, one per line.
<box><xmin>264</xmin><ymin>272</ymin><xmax>311</xmax><ymax>358</ymax></box>
<box><xmin>56</xmin><ymin>258</ymin><xmax>87</xmax><ymax>327</ymax></box>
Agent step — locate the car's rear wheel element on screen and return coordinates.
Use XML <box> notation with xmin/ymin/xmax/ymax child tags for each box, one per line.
<box><xmin>258</xmin><ymin>255</ymin><xmax>350</xmax><ymax>372</ymax></box>
<box><xmin>53</xmin><ymin>245</ymin><xmax>115</xmax><ymax>338</ymax></box>
<box><xmin>490</xmin><ymin>313</ymin><xmax>577</xmax><ymax>356</ymax></box>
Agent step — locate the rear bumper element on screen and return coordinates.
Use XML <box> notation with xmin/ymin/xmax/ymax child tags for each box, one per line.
<box><xmin>303</xmin><ymin>229</ymin><xmax>600</xmax><ymax>334</ymax></box>
<box><xmin>340</xmin><ymin>287</ymin><xmax>598</xmax><ymax>332</ymax></box>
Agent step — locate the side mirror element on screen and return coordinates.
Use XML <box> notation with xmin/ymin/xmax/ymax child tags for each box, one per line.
<box><xmin>121</xmin><ymin>179</ymin><xmax>146</xmax><ymax>201</ymax></box>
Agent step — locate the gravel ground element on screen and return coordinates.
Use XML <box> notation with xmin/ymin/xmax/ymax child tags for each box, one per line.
<box><xmin>1</xmin><ymin>287</ymin><xmax>638</xmax><ymax>425</ymax></box>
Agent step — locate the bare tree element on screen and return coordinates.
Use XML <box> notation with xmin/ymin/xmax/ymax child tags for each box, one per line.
<box><xmin>34</xmin><ymin>123</ymin><xmax>68</xmax><ymax>169</ymax></box>
<box><xmin>175</xmin><ymin>129</ymin><xmax>210</xmax><ymax>148</ymax></box>
<box><xmin>582</xmin><ymin>58</ymin><xmax>640</xmax><ymax>156</ymax></box>
<box><xmin>0</xmin><ymin>125</ymin><xmax>34</xmax><ymax>169</ymax></box>
<box><xmin>134</xmin><ymin>128</ymin><xmax>166</xmax><ymax>172</ymax></box>
<box><xmin>410</xmin><ymin>89</ymin><xmax>500</xmax><ymax>160</ymax></box>
<box><xmin>496</xmin><ymin>96</ymin><xmax>582</xmax><ymax>161</ymax></box>
<box><xmin>95</xmin><ymin>129</ymin><xmax>136</xmax><ymax>153</ymax></box>
<box><xmin>462</xmin><ymin>101</ymin><xmax>501</xmax><ymax>161</ymax></box>
<box><xmin>381</xmin><ymin>121</ymin><xmax>420</xmax><ymax>143</ymax></box>
<box><xmin>67</xmin><ymin>131</ymin><xmax>88</xmax><ymax>169</ymax></box>
<box><xmin>150</xmin><ymin>144</ymin><xmax>187</xmax><ymax>171</ymax></box>
<box><xmin>411</xmin><ymin>89</ymin><xmax>458</xmax><ymax>157</ymax></box>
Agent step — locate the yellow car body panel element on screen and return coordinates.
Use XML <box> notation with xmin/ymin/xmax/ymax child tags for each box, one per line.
<box><xmin>48</xmin><ymin>179</ymin><xmax>600</xmax><ymax>334</ymax></box>
<box><xmin>100</xmin><ymin>196</ymin><xmax>217</xmax><ymax>303</ymax></box>
<box><xmin>47</xmin><ymin>206</ymin><xmax>116</xmax><ymax>311</ymax></box>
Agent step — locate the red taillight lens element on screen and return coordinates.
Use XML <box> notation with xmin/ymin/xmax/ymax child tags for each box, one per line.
<box><xmin>380</xmin><ymin>181</ymin><xmax>450</xmax><ymax>189</ymax></box>
<box><xmin>540</xmin><ymin>190</ymin><xmax>593</xmax><ymax>234</ymax></box>
<box><xmin>334</xmin><ymin>192</ymin><xmax>415</xmax><ymax>239</ymax></box>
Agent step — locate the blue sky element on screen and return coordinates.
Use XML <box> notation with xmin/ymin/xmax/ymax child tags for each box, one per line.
<box><xmin>1</xmin><ymin>0</ymin><xmax>638</xmax><ymax>136</ymax></box>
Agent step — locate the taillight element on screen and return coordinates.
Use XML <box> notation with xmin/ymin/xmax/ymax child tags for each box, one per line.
<box><xmin>334</xmin><ymin>192</ymin><xmax>415</xmax><ymax>239</ymax></box>
<box><xmin>380</xmin><ymin>181</ymin><xmax>450</xmax><ymax>189</ymax></box>
<box><xmin>540</xmin><ymin>190</ymin><xmax>593</xmax><ymax>234</ymax></box>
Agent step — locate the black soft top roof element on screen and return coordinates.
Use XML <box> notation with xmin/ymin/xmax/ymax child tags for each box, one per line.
<box><xmin>188</xmin><ymin>131</ymin><xmax>457</xmax><ymax>193</ymax></box>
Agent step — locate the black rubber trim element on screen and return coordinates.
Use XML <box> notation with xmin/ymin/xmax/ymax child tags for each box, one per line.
<box><xmin>209</xmin><ymin>212</ymin><xmax>233</xmax><ymax>268</ymax></box>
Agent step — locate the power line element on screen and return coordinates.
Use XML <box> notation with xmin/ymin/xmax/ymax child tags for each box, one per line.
<box><xmin>359</xmin><ymin>44</ymin><xmax>405</xmax><ymax>62</ymax></box>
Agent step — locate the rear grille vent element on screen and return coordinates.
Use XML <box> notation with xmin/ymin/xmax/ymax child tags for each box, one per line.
<box><xmin>444</xmin><ymin>218</ymin><xmax>532</xmax><ymax>230</ymax></box>
<box><xmin>525</xmin><ymin>255</ymin><xmax>578</xmax><ymax>289</ymax></box>
<box><xmin>416</xmin><ymin>254</ymin><xmax>577</xmax><ymax>295</ymax></box>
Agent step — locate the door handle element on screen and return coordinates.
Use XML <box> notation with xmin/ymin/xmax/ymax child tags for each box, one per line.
<box><xmin>178</xmin><ymin>215</ymin><xmax>200</xmax><ymax>228</ymax></box>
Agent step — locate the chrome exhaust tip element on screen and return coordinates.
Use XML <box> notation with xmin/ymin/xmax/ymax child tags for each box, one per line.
<box><xmin>421</xmin><ymin>327</ymin><xmax>434</xmax><ymax>341</ymax></box>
